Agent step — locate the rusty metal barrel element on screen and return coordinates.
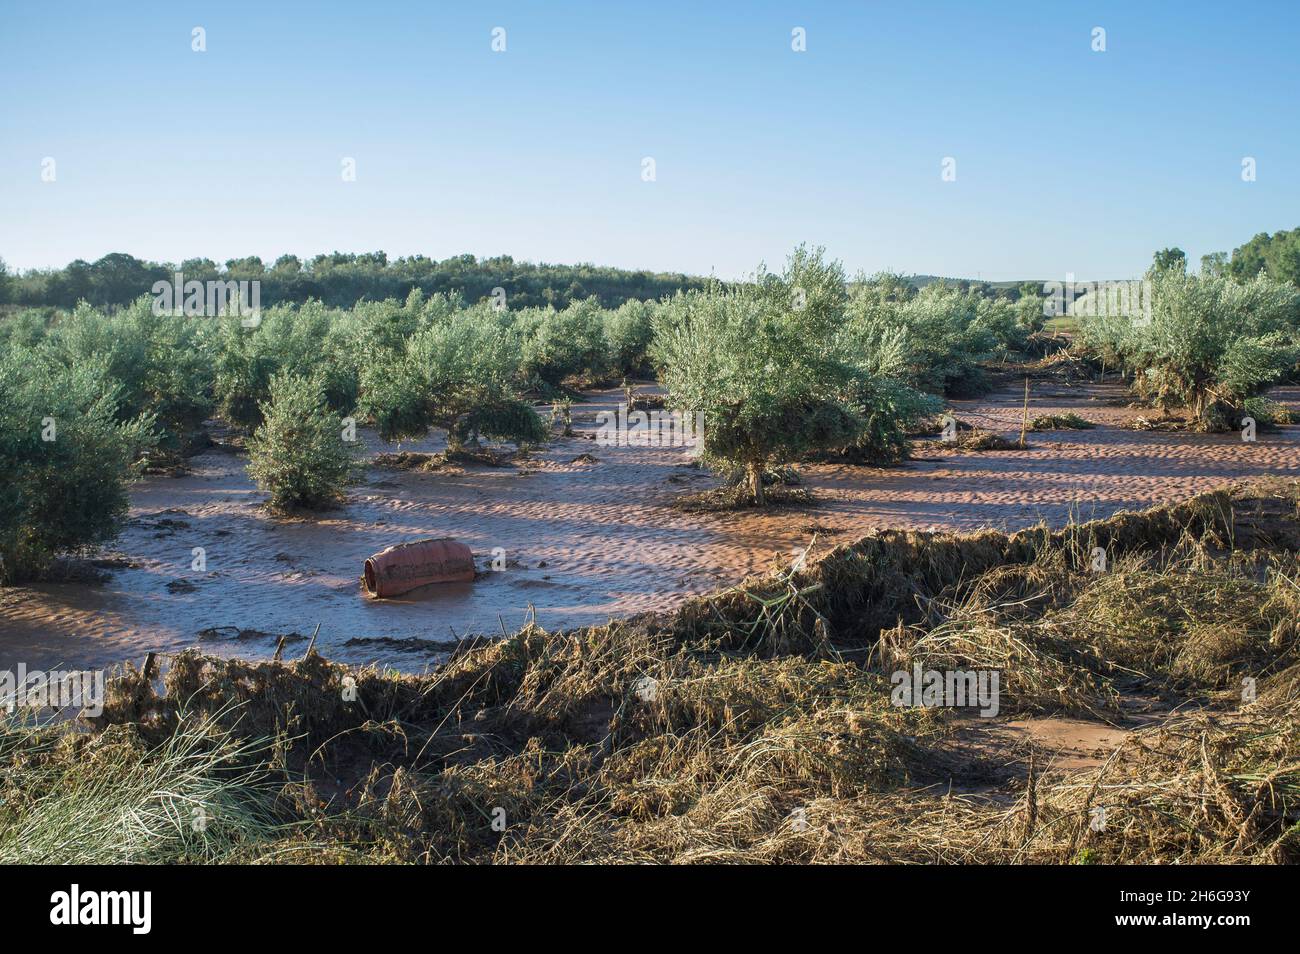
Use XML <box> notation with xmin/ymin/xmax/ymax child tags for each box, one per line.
<box><xmin>363</xmin><ymin>538</ymin><xmax>476</xmax><ymax>598</ymax></box>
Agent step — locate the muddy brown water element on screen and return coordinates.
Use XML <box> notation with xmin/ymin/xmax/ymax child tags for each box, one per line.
<box><xmin>4</xmin><ymin>382</ymin><xmax>1300</xmax><ymax>673</ymax></box>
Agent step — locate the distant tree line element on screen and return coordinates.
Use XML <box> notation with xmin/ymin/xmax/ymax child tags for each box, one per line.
<box><xmin>0</xmin><ymin>251</ymin><xmax>712</xmax><ymax>310</ymax></box>
<box><xmin>1142</xmin><ymin>235</ymin><xmax>1300</xmax><ymax>287</ymax></box>
<box><xmin>1222</xmin><ymin>229</ymin><xmax>1300</xmax><ymax>285</ymax></box>
<box><xmin>897</xmin><ymin>276</ymin><xmax>1040</xmax><ymax>302</ymax></box>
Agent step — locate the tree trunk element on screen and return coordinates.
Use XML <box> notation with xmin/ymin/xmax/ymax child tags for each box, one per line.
<box><xmin>1190</xmin><ymin>389</ymin><xmax>1207</xmax><ymax>429</ymax></box>
<box><xmin>747</xmin><ymin>462</ymin><xmax>765</xmax><ymax>506</ymax></box>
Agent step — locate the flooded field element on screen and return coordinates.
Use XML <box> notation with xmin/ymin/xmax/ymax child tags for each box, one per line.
<box><xmin>4</xmin><ymin>382</ymin><xmax>1299</xmax><ymax>672</ymax></box>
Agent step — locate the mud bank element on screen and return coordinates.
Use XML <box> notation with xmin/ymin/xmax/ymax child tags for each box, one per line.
<box><xmin>46</xmin><ymin>483</ymin><xmax>1300</xmax><ymax>864</ymax></box>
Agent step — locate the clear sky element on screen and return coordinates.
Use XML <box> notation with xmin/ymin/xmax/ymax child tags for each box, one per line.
<box><xmin>2</xmin><ymin>0</ymin><xmax>1297</xmax><ymax>281</ymax></box>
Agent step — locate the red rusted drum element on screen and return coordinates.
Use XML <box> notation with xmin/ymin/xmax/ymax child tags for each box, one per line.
<box><xmin>363</xmin><ymin>538</ymin><xmax>476</xmax><ymax>598</ymax></box>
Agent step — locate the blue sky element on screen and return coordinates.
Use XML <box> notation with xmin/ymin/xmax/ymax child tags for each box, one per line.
<box><xmin>2</xmin><ymin>0</ymin><xmax>1297</xmax><ymax>280</ymax></box>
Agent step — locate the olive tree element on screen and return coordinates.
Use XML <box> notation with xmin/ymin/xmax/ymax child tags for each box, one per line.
<box><xmin>1080</xmin><ymin>270</ymin><xmax>1300</xmax><ymax>429</ymax></box>
<box><xmin>207</xmin><ymin>300</ymin><xmax>357</xmax><ymax>430</ymax></box>
<box><xmin>843</xmin><ymin>278</ymin><xmax>1001</xmax><ymax>397</ymax></box>
<box><xmin>360</xmin><ymin>307</ymin><xmax>546</xmax><ymax>450</ymax></box>
<box><xmin>46</xmin><ymin>298</ymin><xmax>212</xmax><ymax>458</ymax></box>
<box><xmin>652</xmin><ymin>247</ymin><xmax>933</xmax><ymax>504</ymax></box>
<box><xmin>520</xmin><ymin>296</ymin><xmax>609</xmax><ymax>387</ymax></box>
<box><xmin>604</xmin><ymin>299</ymin><xmax>656</xmax><ymax>376</ymax></box>
<box><xmin>0</xmin><ymin>352</ymin><xmax>154</xmax><ymax>581</ymax></box>
<box><xmin>246</xmin><ymin>371</ymin><xmax>357</xmax><ymax>512</ymax></box>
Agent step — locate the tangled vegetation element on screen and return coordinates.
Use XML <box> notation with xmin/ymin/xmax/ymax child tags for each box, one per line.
<box><xmin>1030</xmin><ymin>412</ymin><xmax>1095</xmax><ymax>431</ymax></box>
<box><xmin>5</xmin><ymin>484</ymin><xmax>1300</xmax><ymax>863</ymax></box>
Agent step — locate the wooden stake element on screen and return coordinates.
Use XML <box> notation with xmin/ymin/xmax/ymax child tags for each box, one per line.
<box><xmin>303</xmin><ymin>621</ymin><xmax>321</xmax><ymax>659</ymax></box>
<box><xmin>1019</xmin><ymin>376</ymin><xmax>1030</xmax><ymax>449</ymax></box>
<box><xmin>133</xmin><ymin>651</ymin><xmax>158</xmax><ymax>712</ymax></box>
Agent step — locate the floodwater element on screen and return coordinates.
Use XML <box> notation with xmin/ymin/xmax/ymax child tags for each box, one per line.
<box><xmin>3</xmin><ymin>383</ymin><xmax>1299</xmax><ymax>673</ymax></box>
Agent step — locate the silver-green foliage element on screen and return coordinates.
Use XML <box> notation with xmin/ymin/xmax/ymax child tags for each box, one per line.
<box><xmin>520</xmin><ymin>296</ymin><xmax>609</xmax><ymax>386</ymax></box>
<box><xmin>359</xmin><ymin>305</ymin><xmax>545</xmax><ymax>448</ymax></box>
<box><xmin>1080</xmin><ymin>270</ymin><xmax>1300</xmax><ymax>428</ymax></box>
<box><xmin>247</xmin><ymin>370</ymin><xmax>357</xmax><ymax>511</ymax></box>
<box><xmin>604</xmin><ymin>299</ymin><xmax>657</xmax><ymax>375</ymax></box>
<box><xmin>46</xmin><ymin>297</ymin><xmax>212</xmax><ymax>454</ymax></box>
<box><xmin>208</xmin><ymin>299</ymin><xmax>358</xmax><ymax>430</ymax></box>
<box><xmin>0</xmin><ymin>350</ymin><xmax>154</xmax><ymax>582</ymax></box>
<box><xmin>651</xmin><ymin>247</ymin><xmax>936</xmax><ymax>503</ymax></box>
<box><xmin>843</xmin><ymin>276</ymin><xmax>1007</xmax><ymax>397</ymax></box>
